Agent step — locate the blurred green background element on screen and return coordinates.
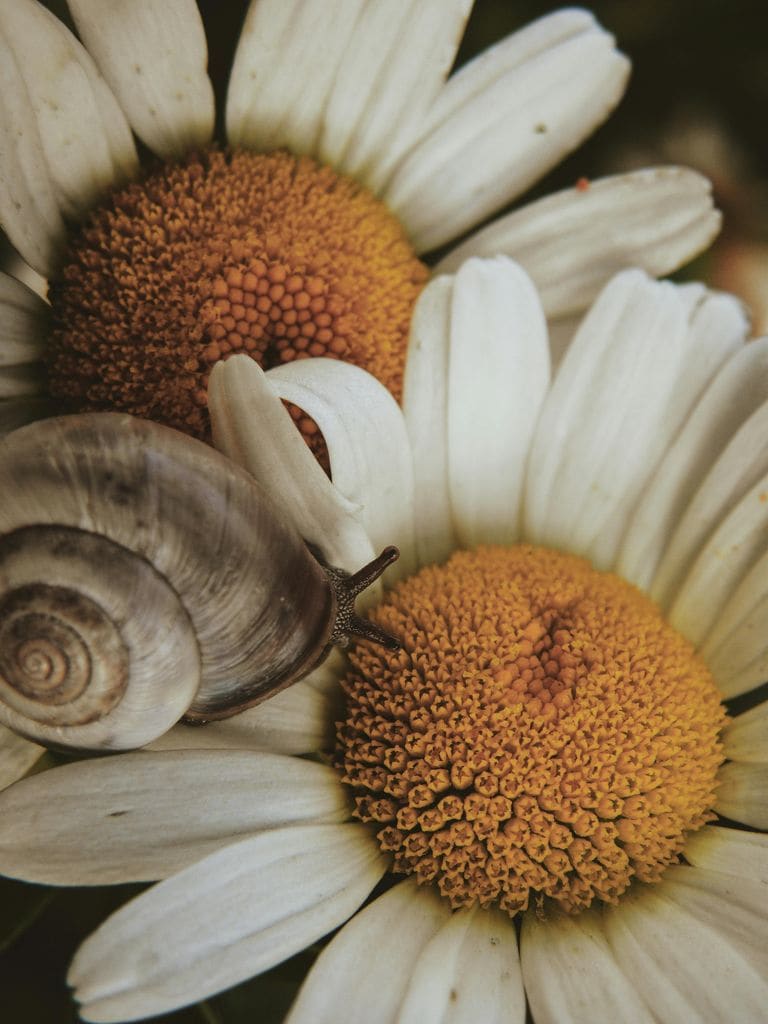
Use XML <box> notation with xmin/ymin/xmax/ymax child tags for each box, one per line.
<box><xmin>2</xmin><ymin>2</ymin><xmax>766</xmax><ymax>1021</ymax></box>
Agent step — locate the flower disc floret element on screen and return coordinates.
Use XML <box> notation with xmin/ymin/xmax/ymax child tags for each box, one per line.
<box><xmin>47</xmin><ymin>149</ymin><xmax>427</xmax><ymax>439</ymax></box>
<box><xmin>337</xmin><ymin>545</ymin><xmax>726</xmax><ymax>916</ymax></box>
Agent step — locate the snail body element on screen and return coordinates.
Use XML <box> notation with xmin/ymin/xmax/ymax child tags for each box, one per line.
<box><xmin>0</xmin><ymin>413</ymin><xmax>397</xmax><ymax>752</ymax></box>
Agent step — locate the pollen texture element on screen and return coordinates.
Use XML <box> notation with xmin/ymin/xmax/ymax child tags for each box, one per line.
<box><xmin>337</xmin><ymin>545</ymin><xmax>726</xmax><ymax>917</ymax></box>
<box><xmin>47</xmin><ymin>149</ymin><xmax>427</xmax><ymax>439</ymax></box>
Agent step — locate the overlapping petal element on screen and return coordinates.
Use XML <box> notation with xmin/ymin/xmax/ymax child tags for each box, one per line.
<box><xmin>521</xmin><ymin>909</ymin><xmax>653</xmax><ymax>1024</ymax></box>
<box><xmin>603</xmin><ymin>881</ymin><xmax>768</xmax><ymax>1022</ymax></box>
<box><xmin>226</xmin><ymin>0</ymin><xmax>365</xmax><ymax>154</ymax></box>
<box><xmin>150</xmin><ymin>676</ymin><xmax>337</xmax><ymax>756</ymax></box>
<box><xmin>0</xmin><ymin>0</ymin><xmax>137</xmax><ymax>273</ymax></box>
<box><xmin>385</xmin><ymin>11</ymin><xmax>629</xmax><ymax>252</ymax></box>
<box><xmin>524</xmin><ymin>270</ymin><xmax>742</xmax><ymax>571</ymax></box>
<box><xmin>268</xmin><ymin>359</ymin><xmax>418</xmax><ymax>580</ymax></box>
<box><xmin>618</xmin><ymin>337</ymin><xmax>765</xmax><ymax>592</ymax></box>
<box><xmin>70</xmin><ymin>824</ymin><xmax>385</xmax><ymax>1023</ymax></box>
<box><xmin>69</xmin><ymin>0</ymin><xmax>214</xmax><ymax>158</ymax></box>
<box><xmin>438</xmin><ymin>167</ymin><xmax>721</xmax><ymax>319</ymax></box>
<box><xmin>208</xmin><ymin>355</ymin><xmax>375</xmax><ymax>577</ymax></box>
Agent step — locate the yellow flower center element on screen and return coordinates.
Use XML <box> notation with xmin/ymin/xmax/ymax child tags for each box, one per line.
<box><xmin>46</xmin><ymin>149</ymin><xmax>427</xmax><ymax>446</ymax></box>
<box><xmin>337</xmin><ymin>545</ymin><xmax>726</xmax><ymax>917</ymax></box>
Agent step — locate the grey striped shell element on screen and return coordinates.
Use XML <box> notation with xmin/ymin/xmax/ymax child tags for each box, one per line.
<box><xmin>0</xmin><ymin>413</ymin><xmax>397</xmax><ymax>752</ymax></box>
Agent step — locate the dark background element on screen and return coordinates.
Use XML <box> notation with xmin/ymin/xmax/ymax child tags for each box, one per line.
<box><xmin>2</xmin><ymin>3</ymin><xmax>766</xmax><ymax>1022</ymax></box>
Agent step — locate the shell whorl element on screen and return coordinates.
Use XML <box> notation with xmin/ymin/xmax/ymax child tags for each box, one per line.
<box><xmin>0</xmin><ymin>413</ymin><xmax>337</xmax><ymax>750</ymax></box>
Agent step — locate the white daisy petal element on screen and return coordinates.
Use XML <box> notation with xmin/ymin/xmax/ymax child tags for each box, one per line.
<box><xmin>0</xmin><ymin>723</ymin><xmax>42</xmax><ymax>790</ymax></box>
<box><xmin>651</xmin><ymin>382</ymin><xmax>768</xmax><ymax>613</ymax></box>
<box><xmin>683</xmin><ymin>826</ymin><xmax>768</xmax><ymax>884</ymax></box>
<box><xmin>385</xmin><ymin>13</ymin><xmax>629</xmax><ymax>253</ymax></box>
<box><xmin>524</xmin><ymin>271</ymin><xmax>739</xmax><ymax>570</ymax></box>
<box><xmin>0</xmin><ymin>271</ymin><xmax>49</xmax><ymax>365</ymax></box>
<box><xmin>722</xmin><ymin>701</ymin><xmax>768</xmax><ymax>764</ymax></box>
<box><xmin>619</xmin><ymin>337</ymin><xmax>765</xmax><ymax>592</ymax></box>
<box><xmin>436</xmin><ymin>168</ymin><xmax>721</xmax><ymax>319</ymax></box>
<box><xmin>0</xmin><ymin>396</ymin><xmax>55</xmax><ymax>436</ymax></box>
<box><xmin>286</xmin><ymin>879</ymin><xmax>450</xmax><ymax>1024</ymax></box>
<box><xmin>398</xmin><ymin>906</ymin><xmax>525</xmax><ymax>1024</ymax></box>
<box><xmin>661</xmin><ymin>866</ymin><xmax>768</xmax><ymax>975</ymax></box>
<box><xmin>69</xmin><ymin>824</ymin><xmax>385</xmax><ymax>1023</ymax></box>
<box><xmin>521</xmin><ymin>907</ymin><xmax>653</xmax><ymax>1024</ymax></box>
<box><xmin>268</xmin><ymin>359</ymin><xmax>418</xmax><ymax>581</ymax></box>
<box><xmin>448</xmin><ymin>257</ymin><xmax>549</xmax><ymax>547</ymax></box>
<box><xmin>208</xmin><ymin>355</ymin><xmax>376</xmax><ymax>577</ymax></box>
<box><xmin>0</xmin><ymin>751</ymin><xmax>349</xmax><ymax>885</ymax></box>
<box><xmin>150</xmin><ymin>678</ymin><xmax>338</xmax><ymax>756</ymax></box>
<box><xmin>715</xmin><ymin>762</ymin><xmax>768</xmax><ymax>829</ymax></box>
<box><xmin>667</xmin><ymin>470</ymin><xmax>768</xmax><ymax>649</ymax></box>
<box><xmin>699</xmin><ymin>548</ymin><xmax>768</xmax><ymax>696</ymax></box>
<box><xmin>0</xmin><ymin>0</ymin><xmax>137</xmax><ymax>255</ymax></box>
<box><xmin>226</xmin><ymin>0</ymin><xmax>364</xmax><ymax>154</ymax></box>
<box><xmin>319</xmin><ymin>0</ymin><xmax>472</xmax><ymax>194</ymax></box>
<box><xmin>605</xmin><ymin>885</ymin><xmax>768</xmax><ymax>1023</ymax></box>
<box><xmin>402</xmin><ymin>275</ymin><xmax>457</xmax><ymax>568</ymax></box>
<box><xmin>69</xmin><ymin>0</ymin><xmax>214</xmax><ymax>158</ymax></box>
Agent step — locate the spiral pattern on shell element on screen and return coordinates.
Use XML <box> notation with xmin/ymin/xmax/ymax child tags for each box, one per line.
<box><xmin>0</xmin><ymin>414</ymin><xmax>337</xmax><ymax>751</ymax></box>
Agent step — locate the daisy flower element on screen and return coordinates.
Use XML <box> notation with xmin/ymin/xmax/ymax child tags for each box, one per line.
<box><xmin>0</xmin><ymin>0</ymin><xmax>722</xmax><ymax>784</ymax></box>
<box><xmin>0</xmin><ymin>0</ymin><xmax>721</xmax><ymax>441</ymax></box>
<box><xmin>1</xmin><ymin>258</ymin><xmax>766</xmax><ymax>1022</ymax></box>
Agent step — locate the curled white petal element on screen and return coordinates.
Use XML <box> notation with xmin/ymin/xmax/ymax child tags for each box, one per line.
<box><xmin>667</xmin><ymin>470</ymin><xmax>768</xmax><ymax>649</ymax></box>
<box><xmin>268</xmin><ymin>359</ymin><xmax>418</xmax><ymax>581</ymax></box>
<box><xmin>208</xmin><ymin>356</ymin><xmax>375</xmax><ymax>577</ymax></box>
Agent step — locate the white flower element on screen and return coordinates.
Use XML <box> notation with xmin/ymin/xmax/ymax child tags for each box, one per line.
<box><xmin>1</xmin><ymin>260</ymin><xmax>766</xmax><ymax>1022</ymax></box>
<box><xmin>0</xmin><ymin>0</ymin><xmax>722</xmax><ymax>784</ymax></box>
<box><xmin>1</xmin><ymin>1</ymin><xmax>719</xmax><ymax>424</ymax></box>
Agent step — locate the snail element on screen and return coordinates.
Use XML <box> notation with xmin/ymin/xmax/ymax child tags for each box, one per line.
<box><xmin>0</xmin><ymin>412</ymin><xmax>399</xmax><ymax>752</ymax></box>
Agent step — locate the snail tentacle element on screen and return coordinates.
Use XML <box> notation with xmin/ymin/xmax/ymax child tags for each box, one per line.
<box><xmin>323</xmin><ymin>546</ymin><xmax>401</xmax><ymax>652</ymax></box>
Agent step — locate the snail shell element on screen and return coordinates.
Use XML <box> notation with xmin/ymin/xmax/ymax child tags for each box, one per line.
<box><xmin>0</xmin><ymin>413</ymin><xmax>397</xmax><ymax>752</ymax></box>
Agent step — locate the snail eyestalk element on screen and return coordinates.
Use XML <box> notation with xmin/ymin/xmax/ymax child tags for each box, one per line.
<box><xmin>325</xmin><ymin>547</ymin><xmax>401</xmax><ymax>651</ymax></box>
